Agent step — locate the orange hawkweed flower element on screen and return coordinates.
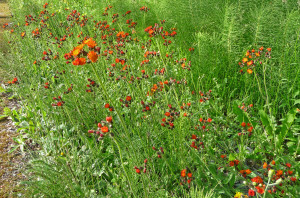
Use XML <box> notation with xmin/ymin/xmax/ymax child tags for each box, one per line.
<box><xmin>245</xmin><ymin>169</ymin><xmax>252</xmax><ymax>174</ymax></box>
<box><xmin>271</xmin><ymin>160</ymin><xmax>275</xmax><ymax>165</ymax></box>
<box><xmin>267</xmin><ymin>48</ymin><xmax>271</xmax><ymax>52</ymax></box>
<box><xmin>76</xmin><ymin>44</ymin><xmax>85</xmax><ymax>50</ymax></box>
<box><xmin>21</xmin><ymin>32</ymin><xmax>26</xmax><ymax>38</ymax></box>
<box><xmin>88</xmin><ymin>51</ymin><xmax>98</xmax><ymax>62</ymax></box>
<box><xmin>73</xmin><ymin>57</ymin><xmax>86</xmax><ymax>65</ymax></box>
<box><xmin>255</xmin><ymin>186</ymin><xmax>264</xmax><ymax>194</ymax></box>
<box><xmin>126</xmin><ymin>96</ymin><xmax>132</xmax><ymax>101</ymax></box>
<box><xmin>263</xmin><ymin>162</ymin><xmax>268</xmax><ymax>169</ymax></box>
<box><xmin>84</xmin><ymin>38</ymin><xmax>97</xmax><ymax>48</ymax></box>
<box><xmin>234</xmin><ymin>160</ymin><xmax>240</xmax><ymax>165</ymax></box>
<box><xmin>251</xmin><ymin>176</ymin><xmax>263</xmax><ymax>184</ymax></box>
<box><xmin>276</xmin><ymin>170</ymin><xmax>283</xmax><ymax>176</ymax></box>
<box><xmin>242</xmin><ymin>57</ymin><xmax>248</xmax><ymax>63</ymax></box>
<box><xmin>247</xmin><ymin>68</ymin><xmax>253</xmax><ymax>74</ymax></box>
<box><xmin>106</xmin><ymin>116</ymin><xmax>112</xmax><ymax>123</ymax></box>
<box><xmin>181</xmin><ymin>169</ymin><xmax>186</xmax><ymax>177</ymax></box>
<box><xmin>135</xmin><ymin>168</ymin><xmax>141</xmax><ymax>174</ymax></box>
<box><xmin>187</xmin><ymin>173</ymin><xmax>192</xmax><ymax>178</ymax></box>
<box><xmin>101</xmin><ymin>126</ymin><xmax>109</xmax><ymax>133</ymax></box>
<box><xmin>247</xmin><ymin>60</ymin><xmax>253</xmax><ymax>66</ymax></box>
<box><xmin>72</xmin><ymin>48</ymin><xmax>81</xmax><ymax>57</ymax></box>
<box><xmin>290</xmin><ymin>177</ymin><xmax>297</xmax><ymax>182</ymax></box>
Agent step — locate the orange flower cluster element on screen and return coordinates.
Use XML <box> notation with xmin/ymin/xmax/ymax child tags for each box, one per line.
<box><xmin>239</xmin><ymin>122</ymin><xmax>253</xmax><ymax>136</ymax></box>
<box><xmin>64</xmin><ymin>37</ymin><xmax>99</xmax><ymax>65</ymax></box>
<box><xmin>152</xmin><ymin>146</ymin><xmax>164</xmax><ymax>159</ymax></box>
<box><xmin>141</xmin><ymin>100</ymin><xmax>155</xmax><ymax>112</ymax></box>
<box><xmin>251</xmin><ymin>176</ymin><xmax>263</xmax><ymax>184</ymax></box>
<box><xmin>161</xmin><ymin>104</ymin><xmax>180</xmax><ymax>129</ymax></box>
<box><xmin>239</xmin><ymin>169</ymin><xmax>252</xmax><ymax>178</ymax></box>
<box><xmin>199</xmin><ymin>90</ymin><xmax>211</xmax><ymax>103</ymax></box>
<box><xmin>86</xmin><ymin>79</ymin><xmax>98</xmax><ymax>92</ymax></box>
<box><xmin>239</xmin><ymin>46</ymin><xmax>271</xmax><ymax>74</ymax></box>
<box><xmin>7</xmin><ymin>77</ymin><xmax>18</xmax><ymax>85</ymax></box>
<box><xmin>104</xmin><ymin>103</ymin><xmax>114</xmax><ymax>112</ymax></box>
<box><xmin>144</xmin><ymin>51</ymin><xmax>160</xmax><ymax>58</ymax></box>
<box><xmin>52</xmin><ymin>96</ymin><xmax>65</xmax><ymax>107</ymax></box>
<box><xmin>119</xmin><ymin>96</ymin><xmax>132</xmax><ymax>108</ymax></box>
<box><xmin>194</xmin><ymin>117</ymin><xmax>212</xmax><ymax>131</ymax></box>
<box><xmin>229</xmin><ymin>160</ymin><xmax>240</xmax><ymax>167</ymax></box>
<box><xmin>190</xmin><ymin>134</ymin><xmax>204</xmax><ymax>150</ymax></box>
<box><xmin>140</xmin><ymin>6</ymin><xmax>150</xmax><ymax>12</ymax></box>
<box><xmin>134</xmin><ymin>159</ymin><xmax>148</xmax><ymax>174</ymax></box>
<box><xmin>180</xmin><ymin>169</ymin><xmax>193</xmax><ymax>186</ymax></box>
<box><xmin>238</xmin><ymin>103</ymin><xmax>253</xmax><ymax>112</ymax></box>
<box><xmin>88</xmin><ymin>116</ymin><xmax>114</xmax><ymax>141</ymax></box>
<box><xmin>147</xmin><ymin>79</ymin><xmax>169</xmax><ymax>96</ymax></box>
<box><xmin>2</xmin><ymin>23</ymin><xmax>9</xmax><ymax>28</ymax></box>
<box><xmin>176</xmin><ymin>58</ymin><xmax>191</xmax><ymax>70</ymax></box>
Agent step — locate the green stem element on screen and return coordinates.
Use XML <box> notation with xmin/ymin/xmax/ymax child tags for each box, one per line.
<box><xmin>112</xmin><ymin>137</ymin><xmax>136</xmax><ymax>197</ymax></box>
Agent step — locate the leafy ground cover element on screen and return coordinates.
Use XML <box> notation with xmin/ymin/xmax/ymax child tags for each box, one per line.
<box><xmin>1</xmin><ymin>0</ymin><xmax>299</xmax><ymax>197</ymax></box>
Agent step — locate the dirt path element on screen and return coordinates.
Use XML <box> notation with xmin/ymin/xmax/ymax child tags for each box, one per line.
<box><xmin>0</xmin><ymin>1</ymin><xmax>27</xmax><ymax>197</ymax></box>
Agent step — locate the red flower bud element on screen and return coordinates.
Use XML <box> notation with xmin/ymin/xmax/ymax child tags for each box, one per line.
<box><xmin>106</xmin><ymin>116</ymin><xmax>112</xmax><ymax>123</ymax></box>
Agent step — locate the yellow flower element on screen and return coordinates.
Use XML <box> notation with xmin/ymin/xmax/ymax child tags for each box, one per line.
<box><xmin>234</xmin><ymin>192</ymin><xmax>243</xmax><ymax>198</ymax></box>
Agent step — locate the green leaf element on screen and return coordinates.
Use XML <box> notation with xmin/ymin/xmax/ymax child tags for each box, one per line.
<box><xmin>224</xmin><ymin>173</ymin><xmax>232</xmax><ymax>184</ymax></box>
<box><xmin>286</xmin><ymin>142</ymin><xmax>295</xmax><ymax>148</ymax></box>
<box><xmin>8</xmin><ymin>145</ymin><xmax>19</xmax><ymax>154</ymax></box>
<box><xmin>229</xmin><ymin>174</ymin><xmax>235</xmax><ymax>187</ymax></box>
<box><xmin>233</xmin><ymin>103</ymin><xmax>249</xmax><ymax>123</ymax></box>
<box><xmin>228</xmin><ymin>153</ymin><xmax>235</xmax><ymax>161</ymax></box>
<box><xmin>278</xmin><ymin>108</ymin><xmax>297</xmax><ymax>147</ymax></box>
<box><xmin>0</xmin><ymin>115</ymin><xmax>8</xmax><ymax>121</ymax></box>
<box><xmin>259</xmin><ymin>110</ymin><xmax>274</xmax><ymax>136</ymax></box>
<box><xmin>0</xmin><ymin>86</ymin><xmax>6</xmax><ymax>93</ymax></box>
<box><xmin>294</xmin><ymin>99</ymin><xmax>300</xmax><ymax>105</ymax></box>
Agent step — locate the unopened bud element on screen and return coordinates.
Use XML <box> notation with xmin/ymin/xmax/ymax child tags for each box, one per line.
<box><xmin>275</xmin><ymin>178</ymin><xmax>283</xmax><ymax>185</ymax></box>
<box><xmin>268</xmin><ymin>169</ymin><xmax>274</xmax><ymax>178</ymax></box>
